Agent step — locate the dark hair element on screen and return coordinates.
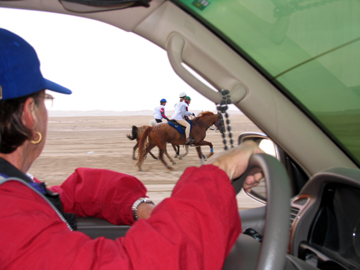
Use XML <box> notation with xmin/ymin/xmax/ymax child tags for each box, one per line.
<box><xmin>0</xmin><ymin>91</ymin><xmax>43</xmax><ymax>154</ymax></box>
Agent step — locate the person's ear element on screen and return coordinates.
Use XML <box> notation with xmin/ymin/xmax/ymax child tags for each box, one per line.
<box><xmin>22</xmin><ymin>97</ymin><xmax>37</xmax><ymax>129</ymax></box>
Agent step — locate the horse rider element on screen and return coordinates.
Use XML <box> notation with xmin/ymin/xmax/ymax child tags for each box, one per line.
<box><xmin>153</xmin><ymin>98</ymin><xmax>169</xmax><ymax>123</ymax></box>
<box><xmin>171</xmin><ymin>93</ymin><xmax>195</xmax><ymax>145</ymax></box>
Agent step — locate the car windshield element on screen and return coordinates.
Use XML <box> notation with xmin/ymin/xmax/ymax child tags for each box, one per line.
<box><xmin>172</xmin><ymin>0</ymin><xmax>360</xmax><ymax>166</ymax></box>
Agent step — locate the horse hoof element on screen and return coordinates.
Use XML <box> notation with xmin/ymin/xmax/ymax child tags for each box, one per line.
<box><xmin>167</xmin><ymin>166</ymin><xmax>173</xmax><ymax>171</ymax></box>
<box><xmin>207</xmin><ymin>152</ymin><xmax>214</xmax><ymax>158</ymax></box>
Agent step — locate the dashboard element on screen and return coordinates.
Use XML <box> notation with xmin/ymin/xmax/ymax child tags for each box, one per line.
<box><xmin>290</xmin><ymin>168</ymin><xmax>360</xmax><ymax>270</ymax></box>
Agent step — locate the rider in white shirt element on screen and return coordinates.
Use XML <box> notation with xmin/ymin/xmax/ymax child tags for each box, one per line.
<box><xmin>153</xmin><ymin>99</ymin><xmax>169</xmax><ymax>123</ymax></box>
<box><xmin>171</xmin><ymin>93</ymin><xmax>195</xmax><ymax>145</ymax></box>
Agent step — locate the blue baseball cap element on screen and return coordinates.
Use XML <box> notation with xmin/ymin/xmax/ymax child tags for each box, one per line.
<box><xmin>0</xmin><ymin>28</ymin><xmax>72</xmax><ymax>100</ymax></box>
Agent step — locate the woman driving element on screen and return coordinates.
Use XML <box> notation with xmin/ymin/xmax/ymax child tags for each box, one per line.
<box><xmin>0</xmin><ymin>28</ymin><xmax>263</xmax><ymax>270</ymax></box>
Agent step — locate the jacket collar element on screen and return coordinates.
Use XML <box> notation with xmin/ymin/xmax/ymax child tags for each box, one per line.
<box><xmin>0</xmin><ymin>157</ymin><xmax>33</xmax><ymax>183</ymax></box>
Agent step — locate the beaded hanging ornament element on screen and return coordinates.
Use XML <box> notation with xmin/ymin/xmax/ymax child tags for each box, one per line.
<box><xmin>216</xmin><ymin>89</ymin><xmax>234</xmax><ymax>151</ymax></box>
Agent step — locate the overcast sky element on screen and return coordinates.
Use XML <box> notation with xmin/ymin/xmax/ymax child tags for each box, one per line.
<box><xmin>0</xmin><ymin>7</ymin><xmax>226</xmax><ymax>113</ymax></box>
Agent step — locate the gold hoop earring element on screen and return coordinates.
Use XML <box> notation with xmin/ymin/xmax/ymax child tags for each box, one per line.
<box><xmin>31</xmin><ymin>132</ymin><xmax>42</xmax><ymax>145</ymax></box>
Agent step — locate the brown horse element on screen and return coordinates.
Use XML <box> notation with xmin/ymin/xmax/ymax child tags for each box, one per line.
<box><xmin>127</xmin><ymin>125</ymin><xmax>157</xmax><ymax>160</ymax></box>
<box><xmin>127</xmin><ymin>125</ymin><xmax>182</xmax><ymax>161</ymax></box>
<box><xmin>136</xmin><ymin>111</ymin><xmax>222</xmax><ymax>170</ymax></box>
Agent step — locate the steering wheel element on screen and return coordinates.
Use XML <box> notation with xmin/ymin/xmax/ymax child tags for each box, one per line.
<box><xmin>226</xmin><ymin>153</ymin><xmax>291</xmax><ymax>270</ymax></box>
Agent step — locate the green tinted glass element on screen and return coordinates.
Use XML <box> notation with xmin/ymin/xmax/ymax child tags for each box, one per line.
<box><xmin>173</xmin><ymin>0</ymin><xmax>360</xmax><ymax>164</ymax></box>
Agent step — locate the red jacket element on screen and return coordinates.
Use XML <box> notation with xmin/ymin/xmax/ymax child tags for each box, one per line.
<box><xmin>0</xmin><ymin>165</ymin><xmax>241</xmax><ymax>269</ymax></box>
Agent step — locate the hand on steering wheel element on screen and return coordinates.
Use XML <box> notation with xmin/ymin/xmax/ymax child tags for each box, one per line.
<box><xmin>207</xmin><ymin>141</ymin><xmax>264</xmax><ymax>192</ymax></box>
<box><xmin>208</xmin><ymin>142</ymin><xmax>291</xmax><ymax>270</ymax></box>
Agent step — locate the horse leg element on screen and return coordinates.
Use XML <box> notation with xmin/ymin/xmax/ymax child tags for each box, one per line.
<box><xmin>137</xmin><ymin>141</ymin><xmax>156</xmax><ymax>171</ymax></box>
<box><xmin>164</xmin><ymin>147</ymin><xmax>176</xmax><ymax>165</ymax></box>
<box><xmin>202</xmin><ymin>141</ymin><xmax>214</xmax><ymax>159</ymax></box>
<box><xmin>159</xmin><ymin>148</ymin><xmax>173</xmax><ymax>170</ymax></box>
<box><xmin>133</xmin><ymin>141</ymin><xmax>138</xmax><ymax>160</ymax></box>
<box><xmin>195</xmin><ymin>145</ymin><xmax>206</xmax><ymax>164</ymax></box>
<box><xmin>176</xmin><ymin>145</ymin><xmax>180</xmax><ymax>157</ymax></box>
<box><xmin>178</xmin><ymin>145</ymin><xmax>189</xmax><ymax>160</ymax></box>
<box><xmin>172</xmin><ymin>144</ymin><xmax>179</xmax><ymax>158</ymax></box>
<box><xmin>144</xmin><ymin>143</ymin><xmax>157</xmax><ymax>161</ymax></box>
<box><xmin>143</xmin><ymin>138</ymin><xmax>155</xmax><ymax>160</ymax></box>
<box><xmin>149</xmin><ymin>151</ymin><xmax>158</xmax><ymax>160</ymax></box>
<box><xmin>195</xmin><ymin>140</ymin><xmax>214</xmax><ymax>163</ymax></box>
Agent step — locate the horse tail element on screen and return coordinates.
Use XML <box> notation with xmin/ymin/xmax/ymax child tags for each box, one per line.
<box><xmin>149</xmin><ymin>119</ymin><xmax>157</xmax><ymax>126</ymax></box>
<box><xmin>136</xmin><ymin>126</ymin><xmax>153</xmax><ymax>168</ymax></box>
<box><xmin>126</xmin><ymin>125</ymin><xmax>138</xmax><ymax>140</ymax></box>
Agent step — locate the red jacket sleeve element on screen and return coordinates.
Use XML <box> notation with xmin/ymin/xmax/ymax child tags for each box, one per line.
<box><xmin>121</xmin><ymin>165</ymin><xmax>241</xmax><ymax>269</ymax></box>
<box><xmin>1</xmin><ymin>165</ymin><xmax>241</xmax><ymax>269</ymax></box>
<box><xmin>160</xmin><ymin>107</ymin><xmax>167</xmax><ymax>119</ymax></box>
<box><xmin>49</xmin><ymin>168</ymin><xmax>147</xmax><ymax>225</ymax></box>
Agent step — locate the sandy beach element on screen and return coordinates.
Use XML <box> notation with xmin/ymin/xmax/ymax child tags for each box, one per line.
<box><xmin>29</xmin><ymin>113</ymin><xmax>264</xmax><ymax>210</ymax></box>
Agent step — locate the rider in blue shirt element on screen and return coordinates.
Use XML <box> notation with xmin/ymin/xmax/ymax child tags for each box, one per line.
<box><xmin>153</xmin><ymin>99</ymin><xmax>169</xmax><ymax>123</ymax></box>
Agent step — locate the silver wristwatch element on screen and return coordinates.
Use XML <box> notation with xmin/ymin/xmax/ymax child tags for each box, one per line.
<box><xmin>132</xmin><ymin>197</ymin><xmax>154</xmax><ymax>221</ymax></box>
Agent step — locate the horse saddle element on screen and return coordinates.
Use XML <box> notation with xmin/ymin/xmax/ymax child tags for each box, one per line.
<box><xmin>168</xmin><ymin>119</ymin><xmax>192</xmax><ymax>135</ymax></box>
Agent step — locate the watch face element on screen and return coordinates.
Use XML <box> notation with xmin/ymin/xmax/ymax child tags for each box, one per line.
<box><xmin>132</xmin><ymin>197</ymin><xmax>154</xmax><ymax>221</ymax></box>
